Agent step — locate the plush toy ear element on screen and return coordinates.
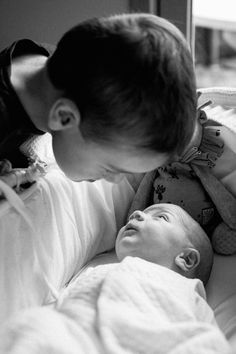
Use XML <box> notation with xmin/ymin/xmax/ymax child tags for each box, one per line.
<box><xmin>127</xmin><ymin>170</ymin><xmax>156</xmax><ymax>219</ymax></box>
<box><xmin>193</xmin><ymin>165</ymin><xmax>236</xmax><ymax>256</ymax></box>
<box><xmin>212</xmin><ymin>222</ymin><xmax>236</xmax><ymax>255</ymax></box>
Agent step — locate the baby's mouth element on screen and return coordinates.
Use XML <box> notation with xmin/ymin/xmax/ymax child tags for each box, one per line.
<box><xmin>126</xmin><ymin>222</ymin><xmax>137</xmax><ymax>230</ymax></box>
<box><xmin>124</xmin><ymin>222</ymin><xmax>138</xmax><ymax>235</ymax></box>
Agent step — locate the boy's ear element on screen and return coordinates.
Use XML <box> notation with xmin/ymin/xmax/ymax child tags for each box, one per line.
<box><xmin>48</xmin><ymin>98</ymin><xmax>81</xmax><ymax>131</ymax></box>
<box><xmin>175</xmin><ymin>248</ymin><xmax>200</xmax><ymax>273</ymax></box>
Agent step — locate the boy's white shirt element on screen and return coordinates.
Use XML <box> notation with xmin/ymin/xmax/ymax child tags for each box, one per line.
<box><xmin>0</xmin><ymin>169</ymin><xmax>135</xmax><ymax>323</ymax></box>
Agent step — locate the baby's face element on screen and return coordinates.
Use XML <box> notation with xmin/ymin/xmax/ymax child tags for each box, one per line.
<box><xmin>115</xmin><ymin>204</ymin><xmax>191</xmax><ymax>267</ymax></box>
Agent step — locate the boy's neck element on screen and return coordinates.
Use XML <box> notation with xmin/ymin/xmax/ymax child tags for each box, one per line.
<box><xmin>10</xmin><ymin>54</ymin><xmax>61</xmax><ymax>132</ymax></box>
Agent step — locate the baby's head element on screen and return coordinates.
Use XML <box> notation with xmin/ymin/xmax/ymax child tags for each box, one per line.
<box><xmin>115</xmin><ymin>203</ymin><xmax>213</xmax><ymax>285</ymax></box>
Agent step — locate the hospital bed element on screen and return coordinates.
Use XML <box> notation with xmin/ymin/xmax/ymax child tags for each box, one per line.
<box><xmin>0</xmin><ymin>87</ymin><xmax>235</xmax><ymax>352</ymax></box>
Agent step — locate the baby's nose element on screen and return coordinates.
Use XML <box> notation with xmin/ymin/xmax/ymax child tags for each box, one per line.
<box><xmin>129</xmin><ymin>210</ymin><xmax>145</xmax><ymax>221</ymax></box>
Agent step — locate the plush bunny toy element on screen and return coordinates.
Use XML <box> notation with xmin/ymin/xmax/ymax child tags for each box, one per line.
<box><xmin>128</xmin><ymin>98</ymin><xmax>236</xmax><ymax>255</ymax></box>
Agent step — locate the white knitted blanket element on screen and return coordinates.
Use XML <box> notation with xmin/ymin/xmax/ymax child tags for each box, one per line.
<box><xmin>0</xmin><ymin>257</ymin><xmax>230</xmax><ymax>354</ymax></box>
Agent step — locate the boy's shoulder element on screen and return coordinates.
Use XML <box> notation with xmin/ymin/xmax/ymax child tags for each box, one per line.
<box><xmin>0</xmin><ymin>39</ymin><xmax>54</xmax><ymax>66</ymax></box>
<box><xmin>0</xmin><ymin>39</ymin><xmax>53</xmax><ymax>167</ymax></box>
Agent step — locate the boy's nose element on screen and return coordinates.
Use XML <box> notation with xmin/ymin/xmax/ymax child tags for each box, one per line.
<box><xmin>129</xmin><ymin>210</ymin><xmax>145</xmax><ymax>221</ymax></box>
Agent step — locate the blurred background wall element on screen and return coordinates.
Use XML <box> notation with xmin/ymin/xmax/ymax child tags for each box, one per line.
<box><xmin>0</xmin><ymin>0</ymin><xmax>190</xmax><ymax>50</ymax></box>
<box><xmin>0</xmin><ymin>0</ymin><xmax>129</xmax><ymax>50</ymax></box>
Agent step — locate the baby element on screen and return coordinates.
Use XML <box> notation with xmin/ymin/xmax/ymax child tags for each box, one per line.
<box><xmin>0</xmin><ymin>204</ymin><xmax>230</xmax><ymax>354</ymax></box>
<box><xmin>116</xmin><ymin>203</ymin><xmax>213</xmax><ymax>285</ymax></box>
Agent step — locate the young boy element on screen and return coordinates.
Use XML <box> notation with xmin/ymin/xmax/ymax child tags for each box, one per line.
<box><xmin>0</xmin><ymin>13</ymin><xmax>197</xmax><ymax>183</ymax></box>
<box><xmin>0</xmin><ymin>204</ymin><xmax>230</xmax><ymax>353</ymax></box>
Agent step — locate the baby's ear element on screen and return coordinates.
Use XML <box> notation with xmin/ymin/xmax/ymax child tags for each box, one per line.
<box><xmin>175</xmin><ymin>248</ymin><xmax>200</xmax><ymax>273</ymax></box>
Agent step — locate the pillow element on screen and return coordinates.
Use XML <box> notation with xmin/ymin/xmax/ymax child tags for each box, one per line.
<box><xmin>206</xmin><ymin>254</ymin><xmax>236</xmax><ymax>350</ymax></box>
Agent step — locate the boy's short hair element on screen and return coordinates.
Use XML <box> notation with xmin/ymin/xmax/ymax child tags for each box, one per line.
<box><xmin>182</xmin><ymin>214</ymin><xmax>214</xmax><ymax>285</ymax></box>
<box><xmin>47</xmin><ymin>13</ymin><xmax>197</xmax><ymax>156</ymax></box>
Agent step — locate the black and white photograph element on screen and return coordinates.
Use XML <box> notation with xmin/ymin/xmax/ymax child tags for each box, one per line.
<box><xmin>0</xmin><ymin>1</ymin><xmax>235</xmax><ymax>353</ymax></box>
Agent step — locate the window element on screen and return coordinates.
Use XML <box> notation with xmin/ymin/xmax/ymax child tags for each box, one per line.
<box><xmin>130</xmin><ymin>0</ymin><xmax>236</xmax><ymax>88</ymax></box>
<box><xmin>193</xmin><ymin>0</ymin><xmax>236</xmax><ymax>87</ymax></box>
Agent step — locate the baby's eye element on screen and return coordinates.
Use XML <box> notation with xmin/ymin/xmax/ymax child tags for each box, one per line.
<box><xmin>158</xmin><ymin>215</ymin><xmax>168</xmax><ymax>221</ymax></box>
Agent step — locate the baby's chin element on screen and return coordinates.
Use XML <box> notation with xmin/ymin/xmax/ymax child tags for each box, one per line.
<box><xmin>115</xmin><ymin>239</ymin><xmax>128</xmax><ymax>262</ymax></box>
<box><xmin>114</xmin><ymin>242</ymin><xmax>123</xmax><ymax>262</ymax></box>
<box><xmin>115</xmin><ymin>227</ymin><xmax>124</xmax><ymax>250</ymax></box>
